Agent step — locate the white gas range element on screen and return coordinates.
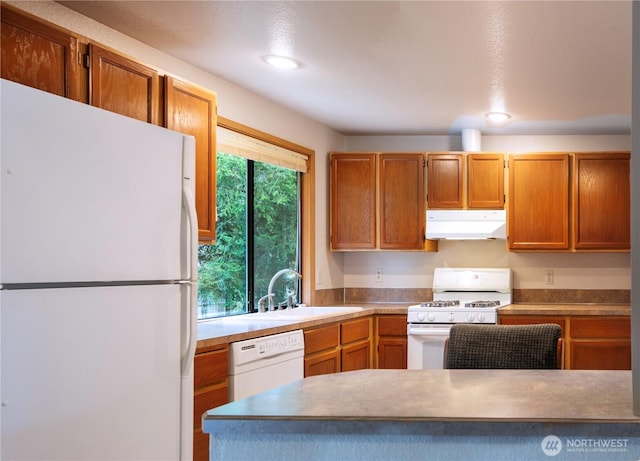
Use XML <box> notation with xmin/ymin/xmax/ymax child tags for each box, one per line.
<box><xmin>407</xmin><ymin>267</ymin><xmax>513</xmax><ymax>369</ymax></box>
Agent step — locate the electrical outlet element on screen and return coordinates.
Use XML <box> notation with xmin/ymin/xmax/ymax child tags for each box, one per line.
<box><xmin>316</xmin><ymin>270</ymin><xmax>323</xmax><ymax>286</ymax></box>
<box><xmin>375</xmin><ymin>268</ymin><xmax>383</xmax><ymax>283</ymax></box>
<box><xmin>545</xmin><ymin>270</ymin><xmax>554</xmax><ymax>285</ymax></box>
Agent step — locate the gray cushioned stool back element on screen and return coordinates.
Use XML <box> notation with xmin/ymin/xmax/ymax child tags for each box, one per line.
<box><xmin>445</xmin><ymin>323</ymin><xmax>562</xmax><ymax>369</ymax></box>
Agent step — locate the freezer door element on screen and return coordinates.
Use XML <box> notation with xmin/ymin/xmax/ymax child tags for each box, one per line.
<box><xmin>0</xmin><ymin>284</ymin><xmax>190</xmax><ymax>460</ymax></box>
<box><xmin>0</xmin><ymin>79</ymin><xmax>194</xmax><ymax>284</ymax></box>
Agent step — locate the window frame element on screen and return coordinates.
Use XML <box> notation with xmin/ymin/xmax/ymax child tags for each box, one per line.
<box><xmin>215</xmin><ymin>117</ymin><xmax>315</xmax><ymax>309</ymax></box>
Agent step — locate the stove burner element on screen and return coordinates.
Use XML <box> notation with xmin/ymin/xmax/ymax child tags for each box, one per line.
<box><xmin>464</xmin><ymin>300</ymin><xmax>501</xmax><ymax>308</ymax></box>
<box><xmin>420</xmin><ymin>300</ymin><xmax>460</xmax><ymax>308</ymax></box>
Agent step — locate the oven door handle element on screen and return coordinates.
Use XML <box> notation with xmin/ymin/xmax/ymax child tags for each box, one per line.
<box><xmin>408</xmin><ymin>326</ymin><xmax>451</xmax><ymax>336</ymax></box>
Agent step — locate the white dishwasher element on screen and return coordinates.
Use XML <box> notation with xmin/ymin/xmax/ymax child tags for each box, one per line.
<box><xmin>228</xmin><ymin>329</ymin><xmax>304</xmax><ymax>401</ymax></box>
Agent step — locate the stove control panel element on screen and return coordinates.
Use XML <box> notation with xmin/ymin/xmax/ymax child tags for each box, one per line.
<box><xmin>408</xmin><ymin>307</ymin><xmax>498</xmax><ymax>324</ymax></box>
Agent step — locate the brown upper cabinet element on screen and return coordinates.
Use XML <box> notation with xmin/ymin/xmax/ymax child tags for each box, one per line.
<box><xmin>330</xmin><ymin>153</ymin><xmax>376</xmax><ymax>250</ymax></box>
<box><xmin>88</xmin><ymin>44</ymin><xmax>161</xmax><ymax>125</ymax></box>
<box><xmin>330</xmin><ymin>152</ymin><xmax>434</xmax><ymax>251</ymax></box>
<box><xmin>467</xmin><ymin>153</ymin><xmax>505</xmax><ymax>208</ymax></box>
<box><xmin>508</xmin><ymin>152</ymin><xmax>630</xmax><ymax>252</ymax></box>
<box><xmin>427</xmin><ymin>153</ymin><xmax>463</xmax><ymax>208</ymax></box>
<box><xmin>165</xmin><ymin>76</ymin><xmax>218</xmax><ymax>243</ymax></box>
<box><xmin>573</xmin><ymin>152</ymin><xmax>630</xmax><ymax>251</ymax></box>
<box><xmin>379</xmin><ymin>153</ymin><xmax>425</xmax><ymax>249</ymax></box>
<box><xmin>1</xmin><ymin>4</ymin><xmax>81</xmax><ymax>100</ymax></box>
<box><xmin>508</xmin><ymin>153</ymin><xmax>571</xmax><ymax>251</ymax></box>
<box><xmin>427</xmin><ymin>152</ymin><xmax>504</xmax><ymax>209</ymax></box>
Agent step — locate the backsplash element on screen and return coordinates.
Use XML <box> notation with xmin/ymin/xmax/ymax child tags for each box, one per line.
<box><xmin>314</xmin><ymin>288</ymin><xmax>631</xmax><ymax>305</ymax></box>
<box><xmin>514</xmin><ymin>289</ymin><xmax>630</xmax><ymax>304</ymax></box>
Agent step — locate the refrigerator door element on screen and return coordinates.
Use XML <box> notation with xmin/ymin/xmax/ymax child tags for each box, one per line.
<box><xmin>0</xmin><ymin>284</ymin><xmax>190</xmax><ymax>460</ymax></box>
<box><xmin>0</xmin><ymin>79</ymin><xmax>192</xmax><ymax>284</ymax></box>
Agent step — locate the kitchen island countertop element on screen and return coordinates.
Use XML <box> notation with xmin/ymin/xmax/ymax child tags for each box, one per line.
<box><xmin>203</xmin><ymin>369</ymin><xmax>639</xmax><ymax>460</ymax></box>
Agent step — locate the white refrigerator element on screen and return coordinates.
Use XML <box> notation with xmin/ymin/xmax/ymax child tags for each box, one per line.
<box><xmin>0</xmin><ymin>79</ymin><xmax>197</xmax><ymax>460</ymax></box>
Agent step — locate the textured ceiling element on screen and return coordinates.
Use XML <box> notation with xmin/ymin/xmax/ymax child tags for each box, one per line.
<box><xmin>58</xmin><ymin>1</ymin><xmax>632</xmax><ymax>136</ymax></box>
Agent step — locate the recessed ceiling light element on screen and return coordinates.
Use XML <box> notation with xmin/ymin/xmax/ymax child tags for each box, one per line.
<box><xmin>485</xmin><ymin>112</ymin><xmax>511</xmax><ymax>123</ymax></box>
<box><xmin>262</xmin><ymin>55</ymin><xmax>300</xmax><ymax>69</ymax></box>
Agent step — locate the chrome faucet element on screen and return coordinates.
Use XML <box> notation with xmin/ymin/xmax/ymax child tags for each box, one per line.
<box><xmin>266</xmin><ymin>269</ymin><xmax>302</xmax><ymax>310</ymax></box>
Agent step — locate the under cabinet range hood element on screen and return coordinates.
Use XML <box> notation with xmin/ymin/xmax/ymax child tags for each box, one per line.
<box><xmin>426</xmin><ymin>210</ymin><xmax>507</xmax><ymax>240</ymax></box>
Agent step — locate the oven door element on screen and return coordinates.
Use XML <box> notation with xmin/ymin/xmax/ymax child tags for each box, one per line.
<box><xmin>407</xmin><ymin>323</ymin><xmax>452</xmax><ymax>369</ymax></box>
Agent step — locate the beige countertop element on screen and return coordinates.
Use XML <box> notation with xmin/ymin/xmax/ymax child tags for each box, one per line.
<box><xmin>499</xmin><ymin>303</ymin><xmax>631</xmax><ymax>316</ymax></box>
<box><xmin>197</xmin><ymin>302</ymin><xmax>631</xmax><ymax>349</ymax></box>
<box><xmin>196</xmin><ymin>304</ymin><xmax>409</xmax><ymax>349</ymax></box>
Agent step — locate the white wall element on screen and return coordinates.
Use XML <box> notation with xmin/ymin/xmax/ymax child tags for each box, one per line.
<box><xmin>9</xmin><ymin>1</ymin><xmax>632</xmax><ymax>293</ymax></box>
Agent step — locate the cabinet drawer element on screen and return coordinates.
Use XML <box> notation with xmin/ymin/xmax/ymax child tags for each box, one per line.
<box><xmin>571</xmin><ymin>317</ymin><xmax>630</xmax><ymax>339</ymax></box>
<box><xmin>193</xmin><ymin>383</ymin><xmax>228</xmax><ymax>428</ymax></box>
<box><xmin>194</xmin><ymin>347</ymin><xmax>229</xmax><ymax>388</ymax></box>
<box><xmin>377</xmin><ymin>315</ymin><xmax>407</xmax><ymax>336</ymax></box>
<box><xmin>499</xmin><ymin>315</ymin><xmax>566</xmax><ymax>332</ymax></box>
<box><xmin>304</xmin><ymin>323</ymin><xmax>339</xmax><ymax>354</ymax></box>
<box><xmin>341</xmin><ymin>317</ymin><xmax>371</xmax><ymax>344</ymax></box>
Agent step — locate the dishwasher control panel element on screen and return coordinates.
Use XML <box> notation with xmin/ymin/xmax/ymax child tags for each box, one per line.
<box><xmin>230</xmin><ymin>329</ymin><xmax>304</xmax><ymax>367</ymax></box>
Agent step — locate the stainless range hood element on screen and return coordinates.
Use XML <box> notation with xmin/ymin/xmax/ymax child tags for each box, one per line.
<box><xmin>426</xmin><ymin>210</ymin><xmax>507</xmax><ymax>240</ymax></box>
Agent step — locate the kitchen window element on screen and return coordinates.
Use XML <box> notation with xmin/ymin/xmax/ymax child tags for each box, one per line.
<box><xmin>197</xmin><ymin>125</ymin><xmax>309</xmax><ymax>320</ymax></box>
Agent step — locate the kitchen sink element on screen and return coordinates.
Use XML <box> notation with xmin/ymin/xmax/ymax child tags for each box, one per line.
<box><xmin>222</xmin><ymin>306</ymin><xmax>364</xmax><ymax>322</ymax></box>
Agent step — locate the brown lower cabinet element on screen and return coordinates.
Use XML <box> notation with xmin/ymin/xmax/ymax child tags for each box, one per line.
<box><xmin>304</xmin><ymin>317</ymin><xmax>372</xmax><ymax>377</ymax></box>
<box><xmin>193</xmin><ymin>345</ymin><xmax>229</xmax><ymax>461</ymax></box>
<box><xmin>304</xmin><ymin>323</ymin><xmax>341</xmax><ymax>376</ymax></box>
<box><xmin>376</xmin><ymin>315</ymin><xmax>408</xmax><ymax>369</ymax></box>
<box><xmin>499</xmin><ymin>314</ymin><xmax>630</xmax><ymax>370</ymax></box>
<box><xmin>570</xmin><ymin>317</ymin><xmax>631</xmax><ymax>370</ymax></box>
<box><xmin>341</xmin><ymin>317</ymin><xmax>373</xmax><ymax>371</ymax></box>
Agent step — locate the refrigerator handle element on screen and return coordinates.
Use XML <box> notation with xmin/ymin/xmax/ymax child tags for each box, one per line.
<box><xmin>181</xmin><ymin>281</ymin><xmax>197</xmax><ymax>377</ymax></box>
<box><xmin>181</xmin><ymin>171</ymin><xmax>198</xmax><ymax>375</ymax></box>
<box><xmin>181</xmin><ymin>135</ymin><xmax>198</xmax><ymax>377</ymax></box>
<box><xmin>181</xmin><ymin>136</ymin><xmax>198</xmax><ymax>281</ymax></box>
<box><xmin>182</xmin><ymin>185</ymin><xmax>198</xmax><ymax>281</ymax></box>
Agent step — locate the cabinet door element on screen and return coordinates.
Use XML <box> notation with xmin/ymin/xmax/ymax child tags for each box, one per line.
<box><xmin>330</xmin><ymin>153</ymin><xmax>376</xmax><ymax>249</ymax></box>
<box><xmin>467</xmin><ymin>153</ymin><xmax>504</xmax><ymax>209</ymax></box>
<box><xmin>573</xmin><ymin>153</ymin><xmax>630</xmax><ymax>250</ymax></box>
<box><xmin>165</xmin><ymin>77</ymin><xmax>217</xmax><ymax>242</ymax></box>
<box><xmin>571</xmin><ymin>341</ymin><xmax>631</xmax><ymax>370</ymax></box>
<box><xmin>89</xmin><ymin>44</ymin><xmax>160</xmax><ymax>124</ymax></box>
<box><xmin>1</xmin><ymin>5</ymin><xmax>80</xmax><ymax>100</ymax></box>
<box><xmin>304</xmin><ymin>350</ymin><xmax>340</xmax><ymax>377</ymax></box>
<box><xmin>341</xmin><ymin>341</ymin><xmax>371</xmax><ymax>372</ymax></box>
<box><xmin>508</xmin><ymin>154</ymin><xmax>570</xmax><ymax>251</ymax></box>
<box><xmin>427</xmin><ymin>153</ymin><xmax>463</xmax><ymax>208</ymax></box>
<box><xmin>379</xmin><ymin>153</ymin><xmax>425</xmax><ymax>249</ymax></box>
